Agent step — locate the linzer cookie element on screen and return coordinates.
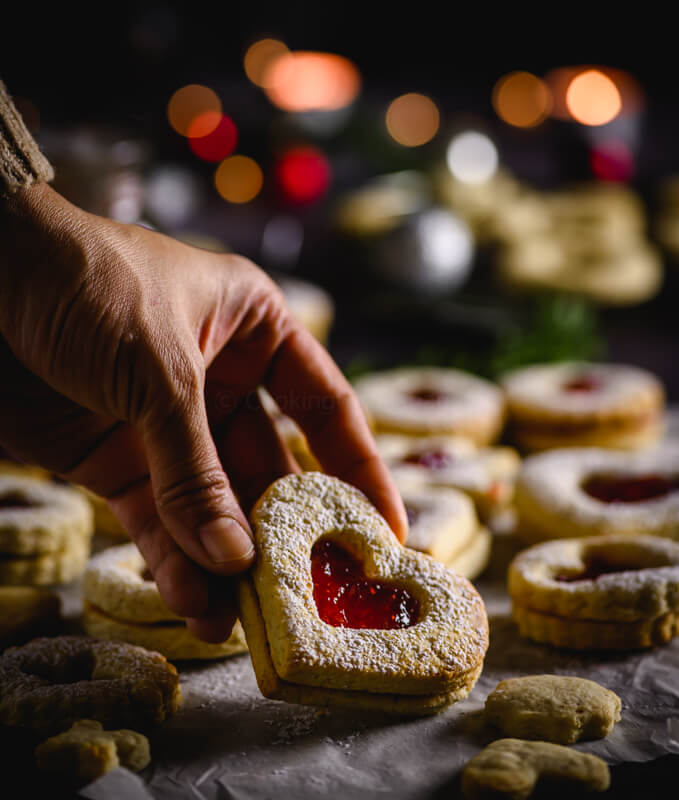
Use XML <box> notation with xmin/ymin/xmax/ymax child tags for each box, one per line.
<box><xmin>377</xmin><ymin>433</ymin><xmax>520</xmax><ymax>520</ymax></box>
<box><xmin>237</xmin><ymin>472</ymin><xmax>489</xmax><ymax>714</ymax></box>
<box><xmin>514</xmin><ymin>445</ymin><xmax>679</xmax><ymax>545</ymax></box>
<box><xmin>0</xmin><ymin>474</ymin><xmax>94</xmax><ymax>585</ymax></box>
<box><xmin>83</xmin><ymin>543</ymin><xmax>248</xmax><ymax>661</ymax></box>
<box><xmin>398</xmin><ymin>482</ymin><xmax>491</xmax><ymax>580</ymax></box>
<box><xmin>501</xmin><ymin>361</ymin><xmax>665</xmax><ymax>452</ymax></box>
<box><xmin>508</xmin><ymin>534</ymin><xmax>679</xmax><ymax>650</ymax></box>
<box><xmin>353</xmin><ymin>367</ymin><xmax>505</xmax><ymax>445</ymax></box>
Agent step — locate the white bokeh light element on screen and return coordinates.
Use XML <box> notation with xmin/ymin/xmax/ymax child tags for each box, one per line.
<box><xmin>446</xmin><ymin>131</ymin><xmax>499</xmax><ymax>184</ymax></box>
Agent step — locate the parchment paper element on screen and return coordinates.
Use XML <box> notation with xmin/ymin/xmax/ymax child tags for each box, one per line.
<box><xmin>61</xmin><ymin>544</ymin><xmax>679</xmax><ymax>800</ymax></box>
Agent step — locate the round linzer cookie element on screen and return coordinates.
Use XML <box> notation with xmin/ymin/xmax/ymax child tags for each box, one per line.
<box><xmin>500</xmin><ymin>361</ymin><xmax>665</xmax><ymax>452</ymax></box>
<box><xmin>514</xmin><ymin>445</ymin><xmax>679</xmax><ymax>545</ymax></box>
<box><xmin>0</xmin><ymin>474</ymin><xmax>94</xmax><ymax>556</ymax></box>
<box><xmin>238</xmin><ymin>471</ymin><xmax>489</xmax><ymax>715</ymax></box>
<box><xmin>83</xmin><ymin>544</ymin><xmax>248</xmax><ymax>661</ymax></box>
<box><xmin>353</xmin><ymin>367</ymin><xmax>506</xmax><ymax>445</ymax></box>
<box><xmin>397</xmin><ymin>482</ymin><xmax>490</xmax><ymax>580</ymax></box>
<box><xmin>398</xmin><ymin>483</ymin><xmax>478</xmax><ymax>565</ymax></box>
<box><xmin>377</xmin><ymin>433</ymin><xmax>520</xmax><ymax>520</ymax></box>
<box><xmin>508</xmin><ymin>534</ymin><xmax>679</xmax><ymax>650</ymax></box>
<box><xmin>0</xmin><ymin>635</ymin><xmax>181</xmax><ymax>734</ymax></box>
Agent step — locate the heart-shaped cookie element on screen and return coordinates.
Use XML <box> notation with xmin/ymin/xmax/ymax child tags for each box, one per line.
<box><xmin>237</xmin><ymin>472</ymin><xmax>489</xmax><ymax>714</ymax></box>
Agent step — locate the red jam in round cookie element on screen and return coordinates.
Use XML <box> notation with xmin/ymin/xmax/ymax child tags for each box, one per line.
<box><xmin>583</xmin><ymin>474</ymin><xmax>679</xmax><ymax>503</ymax></box>
<box><xmin>408</xmin><ymin>387</ymin><xmax>450</xmax><ymax>403</ymax></box>
<box><xmin>562</xmin><ymin>374</ymin><xmax>603</xmax><ymax>393</ymax></box>
<box><xmin>401</xmin><ymin>449</ymin><xmax>454</xmax><ymax>470</ymax></box>
<box><xmin>311</xmin><ymin>539</ymin><xmax>419</xmax><ymax>629</ymax></box>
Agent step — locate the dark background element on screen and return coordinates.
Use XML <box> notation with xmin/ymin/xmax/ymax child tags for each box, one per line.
<box><xmin>2</xmin><ymin>8</ymin><xmax>679</xmax><ymax>797</ymax></box>
<box><xmin>2</xmin><ymin>5</ymin><xmax>678</xmax><ymax>402</ymax></box>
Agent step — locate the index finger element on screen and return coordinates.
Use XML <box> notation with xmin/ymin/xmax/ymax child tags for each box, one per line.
<box><xmin>265</xmin><ymin>325</ymin><xmax>408</xmax><ymax>542</ymax></box>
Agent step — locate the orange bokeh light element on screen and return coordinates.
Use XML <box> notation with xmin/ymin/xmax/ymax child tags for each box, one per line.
<box><xmin>187</xmin><ymin>110</ymin><xmax>223</xmax><ymax>139</ymax></box>
<box><xmin>546</xmin><ymin>66</ymin><xmax>644</xmax><ymax>121</ymax></box>
<box><xmin>566</xmin><ymin>69</ymin><xmax>622</xmax><ymax>125</ymax></box>
<box><xmin>168</xmin><ymin>84</ymin><xmax>222</xmax><ymax>137</ymax></box>
<box><xmin>492</xmin><ymin>71</ymin><xmax>552</xmax><ymax>128</ymax></box>
<box><xmin>385</xmin><ymin>93</ymin><xmax>440</xmax><ymax>147</ymax></box>
<box><xmin>244</xmin><ymin>38</ymin><xmax>290</xmax><ymax>88</ymax></box>
<box><xmin>263</xmin><ymin>51</ymin><xmax>361</xmax><ymax>112</ymax></box>
<box><xmin>215</xmin><ymin>155</ymin><xmax>263</xmax><ymax>203</ymax></box>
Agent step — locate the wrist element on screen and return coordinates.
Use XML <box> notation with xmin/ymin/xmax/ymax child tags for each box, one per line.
<box><xmin>0</xmin><ymin>80</ymin><xmax>54</xmax><ymax>197</ymax></box>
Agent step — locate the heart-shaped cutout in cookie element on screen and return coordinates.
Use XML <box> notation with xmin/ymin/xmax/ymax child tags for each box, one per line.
<box><xmin>311</xmin><ymin>539</ymin><xmax>420</xmax><ymax>629</ymax></box>
<box><xmin>238</xmin><ymin>472</ymin><xmax>489</xmax><ymax>714</ymax></box>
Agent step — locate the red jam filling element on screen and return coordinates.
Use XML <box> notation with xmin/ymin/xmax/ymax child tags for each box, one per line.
<box><xmin>0</xmin><ymin>492</ymin><xmax>35</xmax><ymax>510</ymax></box>
<box><xmin>555</xmin><ymin>557</ymin><xmax>642</xmax><ymax>583</ymax></box>
<box><xmin>311</xmin><ymin>539</ymin><xmax>419</xmax><ymax>629</ymax></box>
<box><xmin>401</xmin><ymin>449</ymin><xmax>454</xmax><ymax>470</ymax></box>
<box><xmin>562</xmin><ymin>374</ymin><xmax>602</xmax><ymax>392</ymax></box>
<box><xmin>408</xmin><ymin>387</ymin><xmax>449</xmax><ymax>403</ymax></box>
<box><xmin>583</xmin><ymin>474</ymin><xmax>679</xmax><ymax>503</ymax></box>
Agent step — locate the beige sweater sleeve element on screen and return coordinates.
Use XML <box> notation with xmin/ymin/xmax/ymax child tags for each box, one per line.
<box><xmin>0</xmin><ymin>80</ymin><xmax>54</xmax><ymax>195</ymax></box>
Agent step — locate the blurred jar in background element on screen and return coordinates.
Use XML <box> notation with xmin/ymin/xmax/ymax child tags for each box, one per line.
<box><xmin>40</xmin><ymin>126</ymin><xmax>150</xmax><ymax>224</ymax></box>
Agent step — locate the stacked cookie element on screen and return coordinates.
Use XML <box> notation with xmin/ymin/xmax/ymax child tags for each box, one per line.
<box><xmin>500</xmin><ymin>361</ymin><xmax>666</xmax><ymax>453</ymax></box>
<box><xmin>238</xmin><ymin>472</ymin><xmax>489</xmax><ymax>715</ymax></box>
<box><xmin>352</xmin><ymin>366</ymin><xmax>522</xmax><ymax>582</ymax></box>
<box><xmin>353</xmin><ymin>366</ymin><xmax>506</xmax><ymax>446</ymax></box>
<box><xmin>0</xmin><ymin>472</ymin><xmax>94</xmax><ymax>586</ymax></box>
<box><xmin>377</xmin><ymin>433</ymin><xmax>520</xmax><ymax>524</ymax></box>
<box><xmin>506</xmin><ymin>444</ymin><xmax>679</xmax><ymax>649</ymax></box>
<box><xmin>82</xmin><ymin>543</ymin><xmax>248</xmax><ymax>661</ymax></box>
<box><xmin>396</xmin><ymin>482</ymin><xmax>492</xmax><ymax>581</ymax></box>
<box><xmin>494</xmin><ymin>181</ymin><xmax>662</xmax><ymax>306</ymax></box>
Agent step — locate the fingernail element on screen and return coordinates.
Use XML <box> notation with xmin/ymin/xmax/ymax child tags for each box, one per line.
<box><xmin>199</xmin><ymin>518</ymin><xmax>255</xmax><ymax>566</ymax></box>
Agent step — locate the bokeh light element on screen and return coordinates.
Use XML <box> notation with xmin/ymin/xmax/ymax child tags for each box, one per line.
<box><xmin>446</xmin><ymin>131</ymin><xmax>499</xmax><ymax>184</ymax></box>
<box><xmin>261</xmin><ymin>214</ymin><xmax>305</xmax><ymax>267</ymax></box>
<box><xmin>189</xmin><ymin>113</ymin><xmax>238</xmax><ymax>162</ymax></box>
<box><xmin>167</xmin><ymin>84</ymin><xmax>222</xmax><ymax>137</ymax></box>
<box><xmin>546</xmin><ymin>66</ymin><xmax>644</xmax><ymax>121</ymax></box>
<box><xmin>385</xmin><ymin>93</ymin><xmax>440</xmax><ymax>147</ymax></box>
<box><xmin>215</xmin><ymin>155</ymin><xmax>263</xmax><ymax>203</ymax></box>
<box><xmin>187</xmin><ymin>110</ymin><xmax>223</xmax><ymax>139</ymax></box>
<box><xmin>590</xmin><ymin>140</ymin><xmax>635</xmax><ymax>181</ymax></box>
<box><xmin>565</xmin><ymin>69</ymin><xmax>622</xmax><ymax>126</ymax></box>
<box><xmin>263</xmin><ymin>51</ymin><xmax>361</xmax><ymax>112</ymax></box>
<box><xmin>275</xmin><ymin>146</ymin><xmax>331</xmax><ymax>204</ymax></box>
<box><xmin>492</xmin><ymin>71</ymin><xmax>552</xmax><ymax>128</ymax></box>
<box><xmin>244</xmin><ymin>38</ymin><xmax>290</xmax><ymax>88</ymax></box>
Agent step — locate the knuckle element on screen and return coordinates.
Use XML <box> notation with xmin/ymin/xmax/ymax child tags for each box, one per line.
<box><xmin>155</xmin><ymin>467</ymin><xmax>231</xmax><ymax>520</ymax></box>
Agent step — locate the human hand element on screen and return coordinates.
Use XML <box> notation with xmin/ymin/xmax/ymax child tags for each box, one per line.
<box><xmin>0</xmin><ymin>182</ymin><xmax>408</xmax><ymax>642</ymax></box>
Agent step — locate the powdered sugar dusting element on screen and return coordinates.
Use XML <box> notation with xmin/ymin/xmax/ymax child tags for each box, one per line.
<box><xmin>508</xmin><ymin>533</ymin><xmax>679</xmax><ymax>621</ymax></box>
<box><xmin>501</xmin><ymin>361</ymin><xmax>663</xmax><ymax>417</ymax></box>
<box><xmin>83</xmin><ymin>543</ymin><xmax>180</xmax><ymax>623</ymax></box>
<box><xmin>249</xmin><ymin>472</ymin><xmax>488</xmax><ymax>696</ymax></box>
<box><xmin>516</xmin><ymin>446</ymin><xmax>679</xmax><ymax>541</ymax></box>
<box><xmin>353</xmin><ymin>367</ymin><xmax>505</xmax><ymax>440</ymax></box>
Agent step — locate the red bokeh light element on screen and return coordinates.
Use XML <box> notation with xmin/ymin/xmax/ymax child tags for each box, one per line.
<box><xmin>275</xmin><ymin>146</ymin><xmax>331</xmax><ymax>204</ymax></box>
<box><xmin>189</xmin><ymin>113</ymin><xmax>238</xmax><ymax>162</ymax></box>
<box><xmin>590</xmin><ymin>140</ymin><xmax>635</xmax><ymax>182</ymax></box>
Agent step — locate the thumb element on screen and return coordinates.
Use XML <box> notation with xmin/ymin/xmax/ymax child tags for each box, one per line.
<box><xmin>141</xmin><ymin>382</ymin><xmax>255</xmax><ymax>576</ymax></box>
